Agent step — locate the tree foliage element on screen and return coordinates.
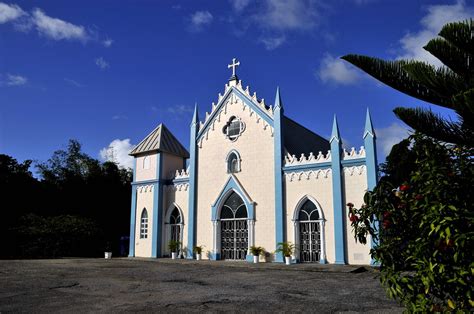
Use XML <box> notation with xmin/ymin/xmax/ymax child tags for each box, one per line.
<box><xmin>342</xmin><ymin>19</ymin><xmax>474</xmax><ymax>146</ymax></box>
<box><xmin>0</xmin><ymin>140</ymin><xmax>132</xmax><ymax>258</ymax></box>
<box><xmin>348</xmin><ymin>134</ymin><xmax>473</xmax><ymax>311</ymax></box>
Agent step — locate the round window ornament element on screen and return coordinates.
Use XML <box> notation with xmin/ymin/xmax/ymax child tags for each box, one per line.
<box><xmin>222</xmin><ymin>116</ymin><xmax>245</xmax><ymax>141</ymax></box>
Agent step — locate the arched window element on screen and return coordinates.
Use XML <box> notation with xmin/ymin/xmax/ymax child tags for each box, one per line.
<box><xmin>140</xmin><ymin>208</ymin><xmax>148</xmax><ymax>239</ymax></box>
<box><xmin>143</xmin><ymin>156</ymin><xmax>151</xmax><ymax>169</ymax></box>
<box><xmin>221</xmin><ymin>191</ymin><xmax>247</xmax><ymax>219</ymax></box>
<box><xmin>298</xmin><ymin>200</ymin><xmax>320</xmax><ymax>221</ymax></box>
<box><xmin>227</xmin><ymin>151</ymin><xmax>240</xmax><ymax>173</ymax></box>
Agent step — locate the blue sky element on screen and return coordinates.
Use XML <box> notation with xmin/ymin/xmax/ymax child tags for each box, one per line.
<box><xmin>1</xmin><ymin>0</ymin><xmax>472</xmax><ymax>170</ymax></box>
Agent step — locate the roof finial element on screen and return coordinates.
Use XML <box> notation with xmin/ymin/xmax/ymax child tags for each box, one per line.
<box><xmin>228</xmin><ymin>58</ymin><xmax>240</xmax><ymax>82</ymax></box>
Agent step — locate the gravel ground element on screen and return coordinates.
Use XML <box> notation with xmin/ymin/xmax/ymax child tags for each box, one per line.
<box><xmin>0</xmin><ymin>258</ymin><xmax>403</xmax><ymax>313</ymax></box>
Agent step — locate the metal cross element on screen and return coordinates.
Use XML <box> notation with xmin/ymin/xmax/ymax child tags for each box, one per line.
<box><xmin>228</xmin><ymin>58</ymin><xmax>240</xmax><ymax>77</ymax></box>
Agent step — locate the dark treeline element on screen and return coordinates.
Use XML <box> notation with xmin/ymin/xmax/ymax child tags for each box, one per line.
<box><xmin>0</xmin><ymin>140</ymin><xmax>132</xmax><ymax>258</ymax></box>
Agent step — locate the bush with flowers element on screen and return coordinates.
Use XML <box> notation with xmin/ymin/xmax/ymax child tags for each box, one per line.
<box><xmin>348</xmin><ymin>133</ymin><xmax>473</xmax><ymax>311</ymax></box>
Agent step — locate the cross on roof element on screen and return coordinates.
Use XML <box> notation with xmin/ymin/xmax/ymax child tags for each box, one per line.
<box><xmin>228</xmin><ymin>58</ymin><xmax>240</xmax><ymax>78</ymax></box>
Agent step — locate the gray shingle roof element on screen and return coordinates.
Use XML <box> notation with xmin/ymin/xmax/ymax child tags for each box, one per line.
<box><xmin>283</xmin><ymin>117</ymin><xmax>330</xmax><ymax>156</ymax></box>
<box><xmin>129</xmin><ymin>123</ymin><xmax>189</xmax><ymax>158</ymax></box>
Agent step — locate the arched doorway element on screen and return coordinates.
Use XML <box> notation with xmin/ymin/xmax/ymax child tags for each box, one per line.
<box><xmin>295</xmin><ymin>198</ymin><xmax>325</xmax><ymax>263</ymax></box>
<box><xmin>169</xmin><ymin>207</ymin><xmax>182</xmax><ymax>243</ymax></box>
<box><xmin>220</xmin><ymin>191</ymin><xmax>248</xmax><ymax>260</ymax></box>
<box><xmin>165</xmin><ymin>205</ymin><xmax>184</xmax><ymax>256</ymax></box>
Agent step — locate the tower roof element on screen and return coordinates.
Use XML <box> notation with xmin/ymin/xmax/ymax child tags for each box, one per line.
<box><xmin>129</xmin><ymin>123</ymin><xmax>189</xmax><ymax>158</ymax></box>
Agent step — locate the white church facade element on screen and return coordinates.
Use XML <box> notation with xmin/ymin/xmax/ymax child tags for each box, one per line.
<box><xmin>128</xmin><ymin>59</ymin><xmax>378</xmax><ymax>264</ymax></box>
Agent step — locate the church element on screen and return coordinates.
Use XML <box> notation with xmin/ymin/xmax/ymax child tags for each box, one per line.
<box><xmin>127</xmin><ymin>59</ymin><xmax>378</xmax><ymax>264</ymax></box>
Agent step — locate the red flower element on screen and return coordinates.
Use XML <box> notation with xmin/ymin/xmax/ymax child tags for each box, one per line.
<box><xmin>383</xmin><ymin>211</ymin><xmax>391</xmax><ymax>219</ymax></box>
<box><xmin>399</xmin><ymin>184</ymin><xmax>409</xmax><ymax>191</ymax></box>
<box><xmin>415</xmin><ymin>194</ymin><xmax>423</xmax><ymax>200</ymax></box>
<box><xmin>346</xmin><ymin>202</ymin><xmax>354</xmax><ymax>208</ymax></box>
<box><xmin>349</xmin><ymin>214</ymin><xmax>358</xmax><ymax>222</ymax></box>
<box><xmin>383</xmin><ymin>219</ymin><xmax>391</xmax><ymax>228</ymax></box>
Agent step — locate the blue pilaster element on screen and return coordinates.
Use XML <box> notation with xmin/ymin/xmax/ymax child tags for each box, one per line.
<box><xmin>364</xmin><ymin>108</ymin><xmax>379</xmax><ymax>265</ymax></box>
<box><xmin>330</xmin><ymin>115</ymin><xmax>346</xmax><ymax>264</ymax></box>
<box><xmin>128</xmin><ymin>160</ymin><xmax>137</xmax><ymax>257</ymax></box>
<box><xmin>273</xmin><ymin>87</ymin><xmax>285</xmax><ymax>263</ymax></box>
<box><xmin>187</xmin><ymin>104</ymin><xmax>199</xmax><ymax>259</ymax></box>
<box><xmin>151</xmin><ymin>152</ymin><xmax>163</xmax><ymax>257</ymax></box>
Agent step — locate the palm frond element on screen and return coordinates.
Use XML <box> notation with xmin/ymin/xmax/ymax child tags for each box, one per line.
<box><xmin>402</xmin><ymin>61</ymin><xmax>467</xmax><ymax>100</ymax></box>
<box><xmin>424</xmin><ymin>38</ymin><xmax>474</xmax><ymax>80</ymax></box>
<box><xmin>341</xmin><ymin>55</ymin><xmax>453</xmax><ymax>109</ymax></box>
<box><xmin>394</xmin><ymin>107</ymin><xmax>473</xmax><ymax>146</ymax></box>
<box><xmin>438</xmin><ymin>19</ymin><xmax>474</xmax><ymax>55</ymax></box>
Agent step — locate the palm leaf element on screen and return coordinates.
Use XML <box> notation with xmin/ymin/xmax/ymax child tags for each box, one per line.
<box><xmin>394</xmin><ymin>107</ymin><xmax>473</xmax><ymax>146</ymax></box>
<box><xmin>402</xmin><ymin>61</ymin><xmax>467</xmax><ymax>100</ymax></box>
<box><xmin>423</xmin><ymin>38</ymin><xmax>473</xmax><ymax>80</ymax></box>
<box><xmin>438</xmin><ymin>19</ymin><xmax>474</xmax><ymax>55</ymax></box>
<box><xmin>341</xmin><ymin>55</ymin><xmax>453</xmax><ymax>109</ymax></box>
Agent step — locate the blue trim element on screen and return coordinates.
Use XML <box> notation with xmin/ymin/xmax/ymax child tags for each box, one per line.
<box><xmin>132</xmin><ymin>158</ymin><xmax>136</xmax><ymax>182</ymax></box>
<box><xmin>273</xmin><ymin>87</ymin><xmax>285</xmax><ymax>263</ymax></box>
<box><xmin>172</xmin><ymin>178</ymin><xmax>189</xmax><ymax>184</ymax></box>
<box><xmin>283</xmin><ymin>162</ymin><xmax>331</xmax><ymax>172</ymax></box>
<box><xmin>330</xmin><ymin>116</ymin><xmax>346</xmax><ymax>264</ymax></box>
<box><xmin>187</xmin><ymin>104</ymin><xmax>199</xmax><ymax>259</ymax></box>
<box><xmin>211</xmin><ymin>175</ymin><xmax>255</xmax><ymax>221</ymax></box>
<box><xmin>341</xmin><ymin>158</ymin><xmax>366</xmax><ymax>166</ymax></box>
<box><xmin>151</xmin><ymin>153</ymin><xmax>163</xmax><ymax>258</ymax></box>
<box><xmin>131</xmin><ymin>178</ymin><xmax>159</xmax><ymax>186</ymax></box>
<box><xmin>364</xmin><ymin>109</ymin><xmax>379</xmax><ymax>265</ymax></box>
<box><xmin>209</xmin><ymin>252</ymin><xmax>220</xmax><ymax>260</ymax></box>
<box><xmin>128</xmin><ymin>185</ymin><xmax>137</xmax><ymax>257</ymax></box>
<box><xmin>196</xmin><ymin>87</ymin><xmax>273</xmax><ymax>142</ymax></box>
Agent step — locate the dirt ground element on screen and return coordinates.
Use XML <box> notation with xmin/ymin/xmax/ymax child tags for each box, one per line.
<box><xmin>0</xmin><ymin>258</ymin><xmax>403</xmax><ymax>313</ymax></box>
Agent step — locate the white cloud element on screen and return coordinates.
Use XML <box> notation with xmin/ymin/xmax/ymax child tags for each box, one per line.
<box><xmin>95</xmin><ymin>57</ymin><xmax>109</xmax><ymax>70</ymax></box>
<box><xmin>259</xmin><ymin>35</ymin><xmax>286</xmax><ymax>50</ymax></box>
<box><xmin>99</xmin><ymin>139</ymin><xmax>134</xmax><ymax>169</ymax></box>
<box><xmin>189</xmin><ymin>11</ymin><xmax>213</xmax><ymax>32</ymax></box>
<box><xmin>397</xmin><ymin>0</ymin><xmax>474</xmax><ymax>66</ymax></box>
<box><xmin>64</xmin><ymin>78</ymin><xmax>83</xmax><ymax>87</ymax></box>
<box><xmin>31</xmin><ymin>8</ymin><xmax>89</xmax><ymax>42</ymax></box>
<box><xmin>256</xmin><ymin>0</ymin><xmax>319</xmax><ymax>32</ymax></box>
<box><xmin>318</xmin><ymin>53</ymin><xmax>360</xmax><ymax>85</ymax></box>
<box><xmin>376</xmin><ymin>122</ymin><xmax>411</xmax><ymax>156</ymax></box>
<box><xmin>103</xmin><ymin>38</ymin><xmax>113</xmax><ymax>47</ymax></box>
<box><xmin>0</xmin><ymin>2</ymin><xmax>25</xmax><ymax>24</ymax></box>
<box><xmin>167</xmin><ymin>104</ymin><xmax>193</xmax><ymax>115</ymax></box>
<box><xmin>229</xmin><ymin>0</ymin><xmax>322</xmax><ymax>50</ymax></box>
<box><xmin>1</xmin><ymin>73</ymin><xmax>27</xmax><ymax>86</ymax></box>
<box><xmin>0</xmin><ymin>3</ymin><xmax>111</xmax><ymax>45</ymax></box>
<box><xmin>230</xmin><ymin>0</ymin><xmax>251</xmax><ymax>13</ymax></box>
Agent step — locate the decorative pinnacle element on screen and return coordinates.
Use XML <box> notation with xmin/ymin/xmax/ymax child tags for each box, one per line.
<box><xmin>274</xmin><ymin>86</ymin><xmax>283</xmax><ymax>110</ymax></box>
<box><xmin>364</xmin><ymin>108</ymin><xmax>375</xmax><ymax>139</ymax></box>
<box><xmin>330</xmin><ymin>115</ymin><xmax>341</xmax><ymax>143</ymax></box>
<box><xmin>228</xmin><ymin>58</ymin><xmax>240</xmax><ymax>81</ymax></box>
<box><xmin>191</xmin><ymin>103</ymin><xmax>199</xmax><ymax>125</ymax></box>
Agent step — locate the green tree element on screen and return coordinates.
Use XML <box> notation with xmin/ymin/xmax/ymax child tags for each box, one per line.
<box><xmin>342</xmin><ymin>19</ymin><xmax>474</xmax><ymax>311</ymax></box>
<box><xmin>348</xmin><ymin>134</ymin><xmax>473</xmax><ymax>311</ymax></box>
<box><xmin>342</xmin><ymin>19</ymin><xmax>474</xmax><ymax>146</ymax></box>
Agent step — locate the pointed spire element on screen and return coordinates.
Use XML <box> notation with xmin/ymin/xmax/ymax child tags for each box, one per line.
<box><xmin>364</xmin><ymin>108</ymin><xmax>375</xmax><ymax>138</ymax></box>
<box><xmin>274</xmin><ymin>86</ymin><xmax>283</xmax><ymax>110</ymax></box>
<box><xmin>191</xmin><ymin>102</ymin><xmax>199</xmax><ymax>125</ymax></box>
<box><xmin>330</xmin><ymin>115</ymin><xmax>340</xmax><ymax>143</ymax></box>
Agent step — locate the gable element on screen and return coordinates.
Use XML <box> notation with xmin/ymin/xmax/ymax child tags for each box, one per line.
<box><xmin>196</xmin><ymin>83</ymin><xmax>274</xmax><ymax>142</ymax></box>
